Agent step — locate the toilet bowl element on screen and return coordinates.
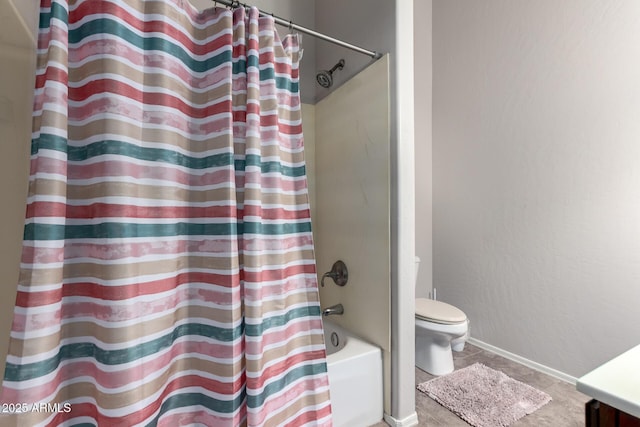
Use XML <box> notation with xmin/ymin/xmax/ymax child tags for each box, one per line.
<box><xmin>415</xmin><ymin>257</ymin><xmax>469</xmax><ymax>376</ymax></box>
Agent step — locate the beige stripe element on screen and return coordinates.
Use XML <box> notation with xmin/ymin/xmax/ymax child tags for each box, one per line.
<box><xmin>12</xmin><ymin>306</ymin><xmax>239</xmax><ymax>357</ymax></box>
<box><xmin>24</xmin><ymin>254</ymin><xmax>233</xmax><ymax>285</ymax></box>
<box><xmin>265</xmin><ymin>389</ymin><xmax>331</xmax><ymax>427</ymax></box>
<box><xmin>36</xmin><ymin>32</ymin><xmax>67</xmax><ymax>73</ymax></box>
<box><xmin>34</xmin><ymin>109</ymin><xmax>234</xmax><ymax>155</ymax></box>
<box><xmin>24</xmin><ymin>251</ymin><xmax>314</xmax><ymax>286</ymax></box>
<box><xmin>10</xmin><ymin>292</ymin><xmax>316</xmax><ymax>357</ymax></box>
<box><xmin>68</xmin><ymin>57</ymin><xmax>233</xmax><ymax>106</ymax></box>
<box><xmin>65</xmin><ymin>116</ymin><xmax>304</xmax><ymax>160</ymax></box>
<box><xmin>0</xmin><ymin>411</ymin><xmax>44</xmax><ymax>427</ymax></box>
<box><xmin>36</xmin><ymin>181</ymin><xmax>310</xmax><ymax>206</ymax></box>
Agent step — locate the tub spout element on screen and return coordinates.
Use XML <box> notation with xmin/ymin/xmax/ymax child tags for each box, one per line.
<box><xmin>322</xmin><ymin>303</ymin><xmax>344</xmax><ymax>316</ymax></box>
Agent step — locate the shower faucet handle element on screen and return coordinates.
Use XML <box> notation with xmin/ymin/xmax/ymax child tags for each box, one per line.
<box><xmin>320</xmin><ymin>260</ymin><xmax>349</xmax><ymax>287</ymax></box>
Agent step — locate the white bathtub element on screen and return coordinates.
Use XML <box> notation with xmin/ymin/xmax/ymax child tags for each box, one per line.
<box><xmin>323</xmin><ymin>320</ymin><xmax>383</xmax><ymax>427</ymax></box>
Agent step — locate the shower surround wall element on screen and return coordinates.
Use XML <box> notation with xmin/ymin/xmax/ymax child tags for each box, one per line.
<box><xmin>432</xmin><ymin>0</ymin><xmax>640</xmax><ymax>378</ymax></box>
<box><xmin>314</xmin><ymin>56</ymin><xmax>391</xmax><ymax>415</ymax></box>
<box><xmin>0</xmin><ymin>0</ymin><xmax>37</xmax><ymax>381</ymax></box>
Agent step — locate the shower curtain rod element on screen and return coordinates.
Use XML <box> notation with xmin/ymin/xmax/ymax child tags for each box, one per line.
<box><xmin>213</xmin><ymin>0</ymin><xmax>382</xmax><ymax>59</ymax></box>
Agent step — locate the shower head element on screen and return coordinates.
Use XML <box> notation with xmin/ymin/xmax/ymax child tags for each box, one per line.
<box><xmin>316</xmin><ymin>59</ymin><xmax>345</xmax><ymax>89</ymax></box>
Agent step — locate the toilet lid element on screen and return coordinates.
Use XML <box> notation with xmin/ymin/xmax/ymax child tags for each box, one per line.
<box><xmin>415</xmin><ymin>298</ymin><xmax>467</xmax><ymax>324</ymax></box>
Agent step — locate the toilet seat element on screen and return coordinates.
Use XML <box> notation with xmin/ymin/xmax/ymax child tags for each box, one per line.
<box><xmin>415</xmin><ymin>298</ymin><xmax>466</xmax><ymax>325</ymax></box>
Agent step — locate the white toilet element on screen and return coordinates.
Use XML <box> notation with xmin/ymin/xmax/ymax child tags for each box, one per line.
<box><xmin>415</xmin><ymin>257</ymin><xmax>469</xmax><ymax>376</ymax></box>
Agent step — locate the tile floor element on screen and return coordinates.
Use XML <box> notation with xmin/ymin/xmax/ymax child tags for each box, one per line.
<box><xmin>374</xmin><ymin>343</ymin><xmax>590</xmax><ymax>426</ymax></box>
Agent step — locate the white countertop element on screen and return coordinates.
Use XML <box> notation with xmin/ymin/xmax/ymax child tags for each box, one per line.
<box><xmin>577</xmin><ymin>343</ymin><xmax>640</xmax><ymax>419</ymax></box>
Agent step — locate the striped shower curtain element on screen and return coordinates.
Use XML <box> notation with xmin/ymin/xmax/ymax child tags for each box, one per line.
<box><xmin>0</xmin><ymin>0</ymin><xmax>332</xmax><ymax>426</ymax></box>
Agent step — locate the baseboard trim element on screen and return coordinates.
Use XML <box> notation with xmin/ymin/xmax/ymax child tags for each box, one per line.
<box><xmin>468</xmin><ymin>337</ymin><xmax>578</xmax><ymax>385</ymax></box>
<box><xmin>383</xmin><ymin>411</ymin><xmax>419</xmax><ymax>427</ymax></box>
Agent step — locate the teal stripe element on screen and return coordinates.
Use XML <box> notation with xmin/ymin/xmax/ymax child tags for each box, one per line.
<box><xmin>66</xmin><ymin>140</ymin><xmax>234</xmax><ymax>170</ymax></box>
<box><xmin>24</xmin><ymin>222</ymin><xmax>235</xmax><ymax>241</ymax></box>
<box><xmin>4</xmin><ymin>323</ymin><xmax>243</xmax><ymax>382</ymax></box>
<box><xmin>145</xmin><ymin>391</ymin><xmax>247</xmax><ymax>425</ymax></box>
<box><xmin>67</xmin><ymin>18</ymin><xmax>298</xmax><ymax>92</ymax></box>
<box><xmin>236</xmin><ymin>155</ymin><xmax>306</xmax><ymax>177</ymax></box>
<box><xmin>241</xmin><ymin>221</ymin><xmax>311</xmax><ymax>236</ymax></box>
<box><xmin>31</xmin><ymin>136</ymin><xmax>305</xmax><ymax>177</ymax></box>
<box><xmin>32</xmin><ymin>135</ymin><xmax>235</xmax><ymax>170</ymax></box>
<box><xmin>39</xmin><ymin>1</ymin><xmax>68</xmax><ymax>30</ymax></box>
<box><xmin>69</xmin><ymin>18</ymin><xmax>232</xmax><ymax>73</ymax></box>
<box><xmin>247</xmin><ymin>362</ymin><xmax>328</xmax><ymax>408</ymax></box>
<box><xmin>23</xmin><ymin>221</ymin><xmax>311</xmax><ymax>241</ymax></box>
<box><xmin>31</xmin><ymin>134</ymin><xmax>68</xmax><ymax>155</ymax></box>
<box><xmin>4</xmin><ymin>309</ymin><xmax>323</xmax><ymax>382</ymax></box>
<box><xmin>245</xmin><ymin>306</ymin><xmax>320</xmax><ymax>337</ymax></box>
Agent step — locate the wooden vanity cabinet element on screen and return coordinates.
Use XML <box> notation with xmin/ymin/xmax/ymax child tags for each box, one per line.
<box><xmin>587</xmin><ymin>399</ymin><xmax>640</xmax><ymax>427</ymax></box>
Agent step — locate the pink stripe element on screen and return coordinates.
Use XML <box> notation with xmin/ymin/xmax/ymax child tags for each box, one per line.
<box><xmin>20</xmin><ymin>235</ymin><xmax>311</xmax><ymax>264</ymax></box>
<box><xmin>29</xmin><ymin>157</ymin><xmax>67</xmax><ymax>177</ymax></box>
<box><xmin>25</xmin><ymin>202</ymin><xmax>309</xmax><ymax>222</ymax></box>
<box><xmin>69</xmin><ymin>38</ymin><xmax>234</xmax><ymax>90</ymax></box>
<box><xmin>70</xmin><ymin>79</ymin><xmax>233</xmax><ymax>119</ymax></box>
<box><xmin>158</xmin><ymin>409</ymin><xmax>244</xmax><ymax>427</ymax></box>
<box><xmin>12</xmin><ymin>283</ymin><xmax>240</xmax><ymax>331</ymax></box>
<box><xmin>67</xmin><ymin>97</ymin><xmax>234</xmax><ymax>137</ymax></box>
<box><xmin>36</xmin><ymin>18</ymin><xmax>68</xmax><ymax>53</ymax></box>
<box><xmin>242</xmin><ymin>266</ymin><xmax>318</xmax><ymax>294</ymax></box>
<box><xmin>67</xmin><ymin>159</ymin><xmax>234</xmax><ymax>186</ymax></box>
<box><xmin>245</xmin><ymin>319</ymin><xmax>324</xmax><ymax>358</ymax></box>
<box><xmin>26</xmin><ymin>202</ymin><xmax>239</xmax><ymax>220</ymax></box>
<box><xmin>247</xmin><ymin>350</ymin><xmax>328</xmax><ymax>390</ymax></box>
<box><xmin>34</xmin><ymin>73</ymin><xmax>68</xmax><ymax>112</ymax></box>
<box><xmin>15</xmin><ymin>272</ymin><xmax>239</xmax><ymax>307</ymax></box>
<box><xmin>249</xmin><ymin>376</ymin><xmax>330</xmax><ymax>426</ymax></box>
<box><xmin>243</xmin><ymin>235</ymin><xmax>315</xmax><ymax>252</ymax></box>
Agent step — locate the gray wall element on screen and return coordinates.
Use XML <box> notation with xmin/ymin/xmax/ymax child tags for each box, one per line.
<box><xmin>314</xmin><ymin>0</ymin><xmax>394</xmax><ymax>102</ymax></box>
<box><xmin>432</xmin><ymin>0</ymin><xmax>640</xmax><ymax>377</ymax></box>
<box><xmin>414</xmin><ymin>0</ymin><xmax>432</xmax><ymax>299</ymax></box>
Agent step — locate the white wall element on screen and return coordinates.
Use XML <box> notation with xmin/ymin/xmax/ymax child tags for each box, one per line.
<box><xmin>2</xmin><ymin>0</ymin><xmax>39</xmax><ymax>48</ymax></box>
<box><xmin>314</xmin><ymin>0</ymin><xmax>394</xmax><ymax>102</ymax></box>
<box><xmin>432</xmin><ymin>0</ymin><xmax>640</xmax><ymax>377</ymax></box>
